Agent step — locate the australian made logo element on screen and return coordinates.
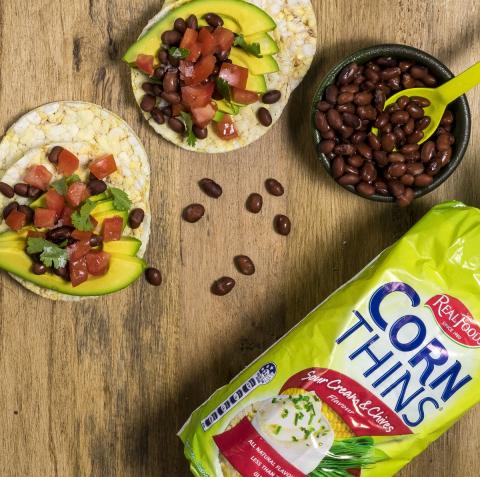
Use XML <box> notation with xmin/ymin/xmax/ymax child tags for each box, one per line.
<box><xmin>426</xmin><ymin>294</ymin><xmax>480</xmax><ymax>348</ymax></box>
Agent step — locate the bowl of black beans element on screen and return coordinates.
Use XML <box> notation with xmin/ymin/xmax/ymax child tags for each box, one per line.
<box><xmin>312</xmin><ymin>44</ymin><xmax>471</xmax><ymax>206</ymax></box>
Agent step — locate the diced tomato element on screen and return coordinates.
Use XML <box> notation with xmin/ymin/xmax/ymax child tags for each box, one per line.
<box><xmin>24</xmin><ymin>165</ymin><xmax>52</xmax><ymax>191</ymax></box>
<box><xmin>135</xmin><ymin>54</ymin><xmax>155</xmax><ymax>76</ymax></box>
<box><xmin>180</xmin><ymin>28</ymin><xmax>198</xmax><ymax>50</ymax></box>
<box><xmin>5</xmin><ymin>210</ymin><xmax>26</xmax><ymax>231</ymax></box>
<box><xmin>27</xmin><ymin>230</ymin><xmax>46</xmax><ymax>238</ymax></box>
<box><xmin>60</xmin><ymin>206</ymin><xmax>74</xmax><ymax>226</ymax></box>
<box><xmin>231</xmin><ymin>87</ymin><xmax>259</xmax><ymax>105</ymax></box>
<box><xmin>198</xmin><ymin>28</ymin><xmax>217</xmax><ymax>55</ymax></box>
<box><xmin>102</xmin><ymin>216</ymin><xmax>123</xmax><ymax>242</ymax></box>
<box><xmin>69</xmin><ymin>257</ymin><xmax>89</xmax><ymax>287</ymax></box>
<box><xmin>66</xmin><ymin>182</ymin><xmax>90</xmax><ymax>208</ymax></box>
<box><xmin>218</xmin><ymin>63</ymin><xmax>249</xmax><ymax>89</ymax></box>
<box><xmin>71</xmin><ymin>230</ymin><xmax>92</xmax><ymax>241</ymax></box>
<box><xmin>89</xmin><ymin>154</ymin><xmax>117</xmax><ymax>180</ymax></box>
<box><xmin>45</xmin><ymin>189</ymin><xmax>65</xmax><ymax>215</ymax></box>
<box><xmin>34</xmin><ymin>208</ymin><xmax>57</xmax><ymax>228</ymax></box>
<box><xmin>215</xmin><ymin>114</ymin><xmax>238</xmax><ymax>140</ymax></box>
<box><xmin>184</xmin><ymin>55</ymin><xmax>216</xmax><ymax>86</ymax></box>
<box><xmin>67</xmin><ymin>240</ymin><xmax>91</xmax><ymax>262</ymax></box>
<box><xmin>57</xmin><ymin>149</ymin><xmax>79</xmax><ymax>176</ymax></box>
<box><xmin>179</xmin><ymin>60</ymin><xmax>195</xmax><ymax>82</ymax></box>
<box><xmin>186</xmin><ymin>42</ymin><xmax>202</xmax><ymax>62</ymax></box>
<box><xmin>191</xmin><ymin>103</ymin><xmax>217</xmax><ymax>128</ymax></box>
<box><xmin>213</xmin><ymin>27</ymin><xmax>234</xmax><ymax>53</ymax></box>
<box><xmin>181</xmin><ymin>82</ymin><xmax>215</xmax><ymax>110</ymax></box>
<box><xmin>86</xmin><ymin>250</ymin><xmax>110</xmax><ymax>276</ymax></box>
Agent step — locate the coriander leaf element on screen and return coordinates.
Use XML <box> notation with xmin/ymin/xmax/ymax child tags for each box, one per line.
<box><xmin>26</xmin><ymin>237</ymin><xmax>68</xmax><ymax>270</ymax></box>
<box><xmin>109</xmin><ymin>187</ymin><xmax>132</xmax><ymax>211</ymax></box>
<box><xmin>71</xmin><ymin>199</ymin><xmax>97</xmax><ymax>231</ymax></box>
<box><xmin>180</xmin><ymin>112</ymin><xmax>197</xmax><ymax>147</ymax></box>
<box><xmin>66</xmin><ymin>174</ymin><xmax>81</xmax><ymax>185</ymax></box>
<box><xmin>168</xmin><ymin>46</ymin><xmax>190</xmax><ymax>59</ymax></box>
<box><xmin>40</xmin><ymin>242</ymin><xmax>68</xmax><ymax>269</ymax></box>
<box><xmin>215</xmin><ymin>77</ymin><xmax>231</xmax><ymax>102</ymax></box>
<box><xmin>51</xmin><ymin>178</ymin><xmax>68</xmax><ymax>195</ymax></box>
<box><xmin>27</xmin><ymin>237</ymin><xmax>48</xmax><ymax>254</ymax></box>
<box><xmin>233</xmin><ymin>35</ymin><xmax>261</xmax><ymax>57</ymax></box>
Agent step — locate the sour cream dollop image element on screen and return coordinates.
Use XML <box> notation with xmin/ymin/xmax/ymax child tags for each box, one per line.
<box><xmin>251</xmin><ymin>393</ymin><xmax>334</xmax><ymax>473</ymax></box>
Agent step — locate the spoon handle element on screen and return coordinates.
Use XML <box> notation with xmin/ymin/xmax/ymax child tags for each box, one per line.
<box><xmin>438</xmin><ymin>61</ymin><xmax>480</xmax><ymax>104</ymax></box>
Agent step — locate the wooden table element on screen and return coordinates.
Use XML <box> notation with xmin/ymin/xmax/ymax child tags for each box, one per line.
<box><xmin>0</xmin><ymin>0</ymin><xmax>478</xmax><ymax>475</ymax></box>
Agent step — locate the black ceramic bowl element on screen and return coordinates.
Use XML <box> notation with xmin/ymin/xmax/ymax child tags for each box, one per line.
<box><xmin>311</xmin><ymin>44</ymin><xmax>471</xmax><ymax>202</ymax></box>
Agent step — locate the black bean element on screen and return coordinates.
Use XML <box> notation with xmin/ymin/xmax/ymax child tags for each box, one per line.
<box><xmin>262</xmin><ymin>90</ymin><xmax>281</xmax><ymax>104</ymax></box>
<box><xmin>145</xmin><ymin>267</ymin><xmax>162</xmax><ymax>286</ymax></box>
<box><xmin>161</xmin><ymin>30</ymin><xmax>182</xmax><ymax>46</ymax></box>
<box><xmin>161</xmin><ymin>91</ymin><xmax>181</xmax><ymax>104</ymax></box>
<box><xmin>140</xmin><ymin>94</ymin><xmax>156</xmax><ymax>112</ymax></box>
<box><xmin>325</xmin><ymin>85</ymin><xmax>339</xmax><ymax>104</ymax></box>
<box><xmin>88</xmin><ymin>179</ymin><xmax>107</xmax><ymax>196</ymax></box>
<box><xmin>47</xmin><ymin>226</ymin><xmax>74</xmax><ymax>243</ymax></box>
<box><xmin>193</xmin><ymin>125</ymin><xmax>208</xmax><ymax>139</ymax></box>
<box><xmin>337</xmin><ymin>173</ymin><xmax>361</xmax><ymax>186</ymax></box>
<box><xmin>27</xmin><ymin>186</ymin><xmax>42</xmax><ymax>199</ymax></box>
<box><xmin>32</xmin><ymin>262</ymin><xmax>47</xmax><ymax>275</ymax></box>
<box><xmin>234</xmin><ymin>255</ymin><xmax>255</xmax><ymax>275</ymax></box>
<box><xmin>89</xmin><ymin>234</ymin><xmax>103</xmax><ymax>247</ymax></box>
<box><xmin>199</xmin><ymin>178</ymin><xmax>222</xmax><ymax>198</ymax></box>
<box><xmin>274</xmin><ymin>215</ymin><xmax>291</xmax><ymax>236</ymax></box>
<box><xmin>48</xmin><ymin>146</ymin><xmax>64</xmax><ymax>165</ymax></box>
<box><xmin>265</xmin><ymin>178</ymin><xmax>284</xmax><ymax>196</ymax></box>
<box><xmin>246</xmin><ymin>193</ymin><xmax>263</xmax><ymax>213</ymax></box>
<box><xmin>0</xmin><ymin>182</ymin><xmax>14</xmax><ymax>198</ymax></box>
<box><xmin>54</xmin><ymin>266</ymin><xmax>70</xmax><ymax>281</ymax></box>
<box><xmin>338</xmin><ymin>63</ymin><xmax>359</xmax><ymax>85</ymax></box>
<box><xmin>168</xmin><ymin>117</ymin><xmax>185</xmax><ymax>133</ymax></box>
<box><xmin>211</xmin><ymin>277</ymin><xmax>235</xmax><ymax>296</ymax></box>
<box><xmin>3</xmin><ymin>201</ymin><xmax>18</xmax><ymax>219</ymax></box>
<box><xmin>204</xmin><ymin>13</ymin><xmax>223</xmax><ymax>27</ymax></box>
<box><xmin>13</xmin><ymin>183</ymin><xmax>29</xmax><ymax>197</ymax></box>
<box><xmin>257</xmin><ymin>107</ymin><xmax>272</xmax><ymax>127</ymax></box>
<box><xmin>151</xmin><ymin>107</ymin><xmax>165</xmax><ymax>124</ymax></box>
<box><xmin>128</xmin><ymin>208</ymin><xmax>145</xmax><ymax>229</ymax></box>
<box><xmin>173</xmin><ymin>18</ymin><xmax>187</xmax><ymax>33</ymax></box>
<box><xmin>186</xmin><ymin>14</ymin><xmax>198</xmax><ymax>30</ymax></box>
<box><xmin>182</xmin><ymin>203</ymin><xmax>204</xmax><ymax>222</ymax></box>
<box><xmin>157</xmin><ymin>49</ymin><xmax>169</xmax><ymax>64</ymax></box>
<box><xmin>163</xmin><ymin>69</ymin><xmax>179</xmax><ymax>93</ymax></box>
<box><xmin>356</xmin><ymin>181</ymin><xmax>375</xmax><ymax>196</ymax></box>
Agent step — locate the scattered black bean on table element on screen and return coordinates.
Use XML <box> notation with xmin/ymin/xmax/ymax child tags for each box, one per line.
<box><xmin>274</xmin><ymin>214</ymin><xmax>291</xmax><ymax>236</ymax></box>
<box><xmin>314</xmin><ymin>57</ymin><xmax>455</xmax><ymax>206</ymax></box>
<box><xmin>182</xmin><ymin>203</ymin><xmax>205</xmax><ymax>223</ymax></box>
<box><xmin>211</xmin><ymin>276</ymin><xmax>235</xmax><ymax>296</ymax></box>
<box><xmin>246</xmin><ymin>193</ymin><xmax>263</xmax><ymax>213</ymax></box>
<box><xmin>145</xmin><ymin>267</ymin><xmax>162</xmax><ymax>286</ymax></box>
<box><xmin>234</xmin><ymin>255</ymin><xmax>255</xmax><ymax>275</ymax></box>
<box><xmin>265</xmin><ymin>178</ymin><xmax>284</xmax><ymax>196</ymax></box>
<box><xmin>199</xmin><ymin>178</ymin><xmax>222</xmax><ymax>198</ymax></box>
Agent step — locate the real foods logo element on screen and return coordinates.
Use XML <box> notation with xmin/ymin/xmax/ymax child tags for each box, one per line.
<box><xmin>426</xmin><ymin>294</ymin><xmax>480</xmax><ymax>348</ymax></box>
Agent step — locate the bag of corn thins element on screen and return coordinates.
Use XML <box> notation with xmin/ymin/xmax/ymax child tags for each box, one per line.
<box><xmin>179</xmin><ymin>201</ymin><xmax>480</xmax><ymax>477</ymax></box>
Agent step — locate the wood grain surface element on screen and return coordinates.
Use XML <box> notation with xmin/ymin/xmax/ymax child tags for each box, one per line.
<box><xmin>0</xmin><ymin>0</ymin><xmax>479</xmax><ymax>475</ymax></box>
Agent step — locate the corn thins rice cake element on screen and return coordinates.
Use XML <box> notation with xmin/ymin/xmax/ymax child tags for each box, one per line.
<box><xmin>0</xmin><ymin>102</ymin><xmax>150</xmax><ymax>301</ymax></box>
<box><xmin>131</xmin><ymin>0</ymin><xmax>317</xmax><ymax>152</ymax></box>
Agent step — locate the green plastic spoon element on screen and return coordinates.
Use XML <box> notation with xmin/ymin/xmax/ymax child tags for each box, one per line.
<box><xmin>376</xmin><ymin>61</ymin><xmax>480</xmax><ymax>144</ymax></box>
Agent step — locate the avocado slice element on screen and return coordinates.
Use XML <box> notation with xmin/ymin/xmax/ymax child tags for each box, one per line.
<box><xmin>213</xmin><ymin>111</ymin><xmax>225</xmax><ymax>122</ymax></box>
<box><xmin>92</xmin><ymin>199</ymin><xmax>115</xmax><ymax>214</ymax></box>
<box><xmin>215</xmin><ymin>100</ymin><xmax>241</xmax><ymax>115</ymax></box>
<box><xmin>229</xmin><ymin>47</ymin><xmax>279</xmax><ymax>75</ymax></box>
<box><xmin>103</xmin><ymin>237</ymin><xmax>142</xmax><ymax>256</ymax></box>
<box><xmin>0</xmin><ymin>229</ymin><xmax>30</xmax><ymax>242</ymax></box>
<box><xmin>244</xmin><ymin>32</ymin><xmax>279</xmax><ymax>55</ymax></box>
<box><xmin>0</xmin><ymin>245</ymin><xmax>146</xmax><ymax>296</ymax></box>
<box><xmin>123</xmin><ymin>0</ymin><xmax>276</xmax><ymax>64</ymax></box>
<box><xmin>246</xmin><ymin>73</ymin><xmax>267</xmax><ymax>93</ymax></box>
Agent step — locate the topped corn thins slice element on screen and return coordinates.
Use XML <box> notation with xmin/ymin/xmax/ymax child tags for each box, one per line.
<box><xmin>127</xmin><ymin>0</ymin><xmax>317</xmax><ymax>152</ymax></box>
<box><xmin>0</xmin><ymin>102</ymin><xmax>151</xmax><ymax>301</ymax></box>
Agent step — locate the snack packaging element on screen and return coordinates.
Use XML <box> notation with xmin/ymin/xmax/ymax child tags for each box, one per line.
<box><xmin>179</xmin><ymin>201</ymin><xmax>480</xmax><ymax>477</ymax></box>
